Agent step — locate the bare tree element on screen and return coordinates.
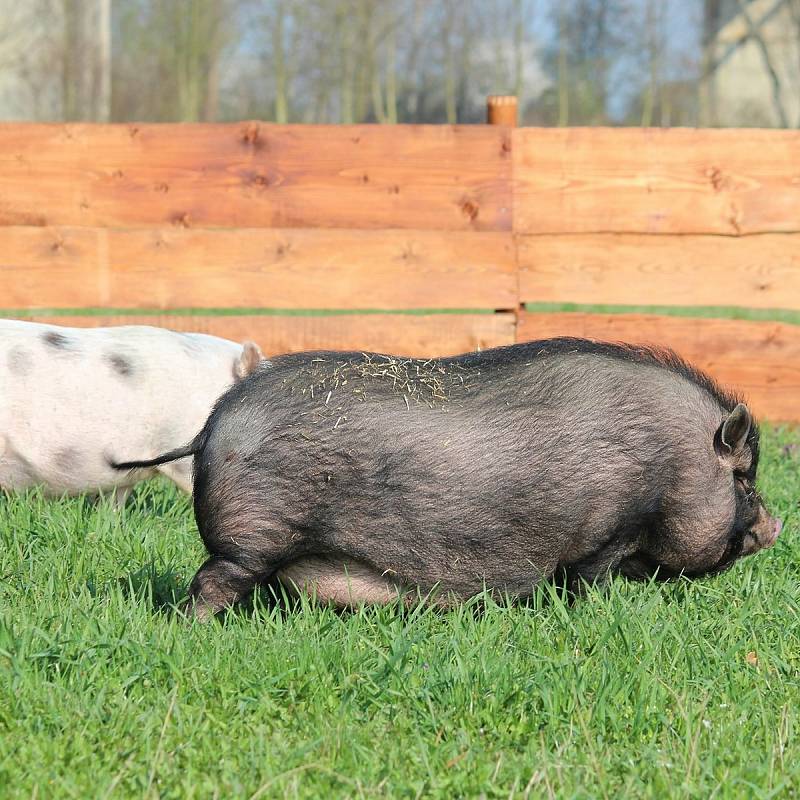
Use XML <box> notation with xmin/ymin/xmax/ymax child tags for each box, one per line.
<box><xmin>272</xmin><ymin>0</ymin><xmax>289</xmax><ymax>122</ymax></box>
<box><xmin>736</xmin><ymin>0</ymin><xmax>789</xmax><ymax>126</ymax></box>
<box><xmin>557</xmin><ymin>2</ymin><xmax>569</xmax><ymax>125</ymax></box>
<box><xmin>442</xmin><ymin>1</ymin><xmax>459</xmax><ymax>123</ymax></box>
<box><xmin>97</xmin><ymin>0</ymin><xmax>111</xmax><ymax>122</ymax></box>
<box><xmin>113</xmin><ymin>0</ymin><xmax>231</xmax><ymax>122</ymax></box>
<box><xmin>12</xmin><ymin>0</ymin><xmax>110</xmax><ymax>120</ymax></box>
<box><xmin>384</xmin><ymin>16</ymin><xmax>398</xmax><ymax>123</ymax></box>
<box><xmin>546</xmin><ymin>0</ymin><xmax>626</xmax><ymax>126</ymax></box>
<box><xmin>0</xmin><ymin>0</ymin><xmax>712</xmax><ymax>128</ymax></box>
<box><xmin>789</xmin><ymin>0</ymin><xmax>800</xmax><ymax>124</ymax></box>
<box><xmin>513</xmin><ymin>0</ymin><xmax>526</xmax><ymax>100</ymax></box>
<box><xmin>640</xmin><ymin>0</ymin><xmax>667</xmax><ymax>126</ymax></box>
<box><xmin>699</xmin><ymin>0</ymin><xmax>721</xmax><ymax>125</ymax></box>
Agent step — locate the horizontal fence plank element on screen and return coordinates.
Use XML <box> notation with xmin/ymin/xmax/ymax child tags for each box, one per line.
<box><xmin>11</xmin><ymin>313</ymin><xmax>516</xmax><ymax>358</ymax></box>
<box><xmin>517</xmin><ymin>311</ymin><xmax>800</xmax><ymax>422</ymax></box>
<box><xmin>513</xmin><ymin>128</ymin><xmax>800</xmax><ymax>235</ymax></box>
<box><xmin>0</xmin><ymin>123</ymin><xmax>511</xmax><ymax>231</ymax></box>
<box><xmin>0</xmin><ymin>227</ymin><xmax>516</xmax><ymax>310</ymax></box>
<box><xmin>518</xmin><ymin>233</ymin><xmax>800</xmax><ymax>309</ymax></box>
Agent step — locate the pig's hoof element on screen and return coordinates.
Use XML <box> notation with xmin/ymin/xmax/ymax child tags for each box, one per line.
<box><xmin>112</xmin><ymin>487</ymin><xmax>131</xmax><ymax>510</ymax></box>
<box><xmin>177</xmin><ymin>598</ymin><xmax>215</xmax><ymax>623</ymax></box>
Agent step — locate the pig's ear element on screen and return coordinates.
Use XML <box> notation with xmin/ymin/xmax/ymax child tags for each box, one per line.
<box><xmin>715</xmin><ymin>403</ymin><xmax>752</xmax><ymax>458</ymax></box>
<box><xmin>234</xmin><ymin>341</ymin><xmax>263</xmax><ymax>380</ymax></box>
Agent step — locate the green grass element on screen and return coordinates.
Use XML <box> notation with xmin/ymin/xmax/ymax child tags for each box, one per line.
<box><xmin>524</xmin><ymin>302</ymin><xmax>800</xmax><ymax>326</ymax></box>
<box><xmin>1</xmin><ymin>427</ymin><xmax>799</xmax><ymax>799</ymax></box>
<box><xmin>1</xmin><ymin>308</ymin><xmax>498</xmax><ymax>317</ymax></box>
<box><xmin>5</xmin><ymin>303</ymin><xmax>800</xmax><ymax>325</ymax></box>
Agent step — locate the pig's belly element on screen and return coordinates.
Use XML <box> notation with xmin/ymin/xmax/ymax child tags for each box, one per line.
<box><xmin>276</xmin><ymin>556</ymin><xmax>410</xmax><ymax>607</ymax></box>
<box><xmin>0</xmin><ymin>436</ymin><xmax>140</xmax><ymax>494</ymax></box>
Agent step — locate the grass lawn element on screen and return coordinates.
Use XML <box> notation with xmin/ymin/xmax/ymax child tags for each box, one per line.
<box><xmin>6</xmin><ymin>303</ymin><xmax>800</xmax><ymax>325</ymax></box>
<box><xmin>0</xmin><ymin>425</ymin><xmax>798</xmax><ymax>799</ymax></box>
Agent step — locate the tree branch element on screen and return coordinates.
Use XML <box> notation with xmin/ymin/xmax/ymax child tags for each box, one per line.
<box><xmin>736</xmin><ymin>0</ymin><xmax>789</xmax><ymax>127</ymax></box>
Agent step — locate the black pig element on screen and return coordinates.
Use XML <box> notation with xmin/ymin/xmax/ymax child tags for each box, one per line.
<box><xmin>114</xmin><ymin>338</ymin><xmax>782</xmax><ymax>620</ymax></box>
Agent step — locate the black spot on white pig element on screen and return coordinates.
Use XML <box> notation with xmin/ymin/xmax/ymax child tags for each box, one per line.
<box><xmin>0</xmin><ymin>319</ymin><xmax>263</xmax><ymax>506</ymax></box>
<box><xmin>114</xmin><ymin>338</ymin><xmax>782</xmax><ymax>619</ymax></box>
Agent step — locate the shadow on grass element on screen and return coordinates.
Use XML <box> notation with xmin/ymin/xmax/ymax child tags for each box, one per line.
<box><xmin>122</xmin><ymin>482</ymin><xmax>193</xmax><ymax>519</ymax></box>
<box><xmin>118</xmin><ymin>562</ymin><xmax>186</xmax><ymax>613</ymax></box>
<box><xmin>237</xmin><ymin>576</ymin><xmax>579</xmax><ymax>622</ymax></box>
<box><xmin>235</xmin><ymin>579</ymin><xmax>312</xmax><ymax>619</ymax></box>
<box><xmin>114</xmin><ymin>567</ymin><xmax>311</xmax><ymax>622</ymax></box>
<box><xmin>114</xmin><ymin>563</ymin><xmax>665</xmax><ymax>623</ymax></box>
<box><xmin>170</xmin><ymin>574</ymin><xmax>580</xmax><ymax>624</ymax></box>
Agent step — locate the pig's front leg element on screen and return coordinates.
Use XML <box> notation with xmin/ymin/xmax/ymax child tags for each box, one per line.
<box><xmin>113</xmin><ymin>487</ymin><xmax>131</xmax><ymax>510</ymax></box>
<box><xmin>559</xmin><ymin>536</ymin><xmax>640</xmax><ymax>594</ymax></box>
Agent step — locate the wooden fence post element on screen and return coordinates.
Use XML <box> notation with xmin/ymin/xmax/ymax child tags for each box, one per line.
<box><xmin>486</xmin><ymin>95</ymin><xmax>520</xmax><ymax>345</ymax></box>
<box><xmin>486</xmin><ymin>95</ymin><xmax>518</xmax><ymax>126</ymax></box>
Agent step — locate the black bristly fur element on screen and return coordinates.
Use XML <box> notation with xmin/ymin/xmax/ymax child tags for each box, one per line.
<box><xmin>118</xmin><ymin>337</ymin><xmax>776</xmax><ymax>616</ymax></box>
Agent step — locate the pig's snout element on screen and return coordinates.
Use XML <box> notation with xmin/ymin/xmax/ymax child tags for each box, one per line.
<box><xmin>760</xmin><ymin>515</ymin><xmax>782</xmax><ymax>549</ymax></box>
<box><xmin>769</xmin><ymin>517</ymin><xmax>783</xmax><ymax>546</ymax></box>
<box><xmin>748</xmin><ymin>504</ymin><xmax>783</xmax><ymax>553</ymax></box>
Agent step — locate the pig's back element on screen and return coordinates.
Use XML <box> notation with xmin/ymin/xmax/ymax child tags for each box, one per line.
<box><xmin>214</xmin><ymin>342</ymin><xmax>725</xmax><ymax>445</ymax></box>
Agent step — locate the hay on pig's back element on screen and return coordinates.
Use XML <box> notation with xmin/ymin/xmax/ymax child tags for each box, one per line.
<box><xmin>283</xmin><ymin>353</ymin><xmax>480</xmax><ymax>410</ymax></box>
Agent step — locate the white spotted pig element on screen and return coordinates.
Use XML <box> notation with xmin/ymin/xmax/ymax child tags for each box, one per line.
<box><xmin>0</xmin><ymin>320</ymin><xmax>263</xmax><ymax>506</ymax></box>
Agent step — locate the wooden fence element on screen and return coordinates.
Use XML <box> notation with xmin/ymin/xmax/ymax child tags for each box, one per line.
<box><xmin>1</xmin><ymin>120</ymin><xmax>799</xmax><ymax>421</ymax></box>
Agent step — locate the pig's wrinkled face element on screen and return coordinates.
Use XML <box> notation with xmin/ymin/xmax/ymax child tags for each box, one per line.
<box><xmin>622</xmin><ymin>402</ymin><xmax>782</xmax><ymax>582</ymax></box>
<box><xmin>706</xmin><ymin>403</ymin><xmax>782</xmax><ymax>574</ymax></box>
<box><xmin>711</xmin><ymin>472</ymin><xmax>781</xmax><ymax>572</ymax></box>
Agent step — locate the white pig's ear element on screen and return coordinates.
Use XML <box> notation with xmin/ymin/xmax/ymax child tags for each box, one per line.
<box><xmin>234</xmin><ymin>341</ymin><xmax>263</xmax><ymax>380</ymax></box>
<box><xmin>715</xmin><ymin>403</ymin><xmax>752</xmax><ymax>458</ymax></box>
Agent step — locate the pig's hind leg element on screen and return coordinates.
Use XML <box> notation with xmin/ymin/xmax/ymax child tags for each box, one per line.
<box><xmin>183</xmin><ymin>556</ymin><xmax>263</xmax><ymax>622</ymax></box>
<box><xmin>184</xmin><ymin>472</ymin><xmax>315</xmax><ymax>620</ymax></box>
<box><xmin>184</xmin><ymin>516</ymin><xmax>305</xmax><ymax>621</ymax></box>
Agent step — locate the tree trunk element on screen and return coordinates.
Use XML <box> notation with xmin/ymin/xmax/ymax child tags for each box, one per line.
<box><xmin>789</xmin><ymin>0</ymin><xmax>800</xmax><ymax>126</ymax></box>
<box><xmin>699</xmin><ymin>0</ymin><xmax>721</xmax><ymax>126</ymax></box>
<box><xmin>443</xmin><ymin>5</ymin><xmax>457</xmax><ymax>124</ymax></box>
<box><xmin>97</xmin><ymin>0</ymin><xmax>111</xmax><ymax>122</ymax></box>
<box><xmin>371</xmin><ymin>69</ymin><xmax>387</xmax><ymax>123</ymax></box>
<box><xmin>204</xmin><ymin>47</ymin><xmax>220</xmax><ymax>121</ymax></box>
<box><xmin>593</xmin><ymin>0</ymin><xmax>608</xmax><ymax>124</ymax></box>
<box><xmin>640</xmin><ymin>0</ymin><xmax>659</xmax><ymax>127</ymax></box>
<box><xmin>736</xmin><ymin>0</ymin><xmax>789</xmax><ymax>127</ymax></box>
<box><xmin>513</xmin><ymin>0</ymin><xmax>525</xmax><ymax>102</ymax></box>
<box><xmin>385</xmin><ymin>20</ymin><xmax>397</xmax><ymax>123</ymax></box>
<box><xmin>274</xmin><ymin>0</ymin><xmax>289</xmax><ymax>123</ymax></box>
<box><xmin>61</xmin><ymin>0</ymin><xmax>81</xmax><ymax>120</ymax></box>
<box><xmin>354</xmin><ymin>0</ymin><xmax>373</xmax><ymax>122</ymax></box>
<box><xmin>557</xmin><ymin>5</ymin><xmax>569</xmax><ymax>127</ymax></box>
